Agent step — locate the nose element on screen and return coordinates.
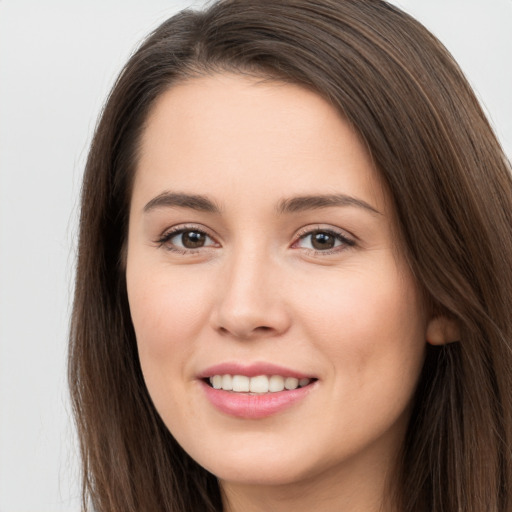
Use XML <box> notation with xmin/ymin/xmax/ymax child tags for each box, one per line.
<box><xmin>211</xmin><ymin>248</ymin><xmax>291</xmax><ymax>340</ymax></box>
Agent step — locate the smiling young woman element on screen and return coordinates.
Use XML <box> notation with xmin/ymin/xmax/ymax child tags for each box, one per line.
<box><xmin>69</xmin><ymin>1</ymin><xmax>512</xmax><ymax>511</ymax></box>
<box><xmin>126</xmin><ymin>74</ymin><xmax>429</xmax><ymax>510</ymax></box>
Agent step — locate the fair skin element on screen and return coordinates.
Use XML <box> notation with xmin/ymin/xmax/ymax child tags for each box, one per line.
<box><xmin>126</xmin><ymin>73</ymin><xmax>450</xmax><ymax>512</ymax></box>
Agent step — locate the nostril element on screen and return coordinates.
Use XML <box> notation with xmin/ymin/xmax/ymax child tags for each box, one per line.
<box><xmin>216</xmin><ymin>324</ymin><xmax>275</xmax><ymax>339</ymax></box>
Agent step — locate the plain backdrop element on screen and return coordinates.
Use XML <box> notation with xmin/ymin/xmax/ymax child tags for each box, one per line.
<box><xmin>0</xmin><ymin>1</ymin><xmax>510</xmax><ymax>511</ymax></box>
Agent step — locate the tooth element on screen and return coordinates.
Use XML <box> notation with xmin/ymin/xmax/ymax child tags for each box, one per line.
<box><xmin>268</xmin><ymin>375</ymin><xmax>285</xmax><ymax>392</ymax></box>
<box><xmin>249</xmin><ymin>375</ymin><xmax>269</xmax><ymax>393</ymax></box>
<box><xmin>284</xmin><ymin>377</ymin><xmax>299</xmax><ymax>390</ymax></box>
<box><xmin>222</xmin><ymin>374</ymin><xmax>233</xmax><ymax>391</ymax></box>
<box><xmin>299</xmin><ymin>378</ymin><xmax>311</xmax><ymax>387</ymax></box>
<box><xmin>232</xmin><ymin>375</ymin><xmax>250</xmax><ymax>392</ymax></box>
<box><xmin>212</xmin><ymin>374</ymin><xmax>310</xmax><ymax>393</ymax></box>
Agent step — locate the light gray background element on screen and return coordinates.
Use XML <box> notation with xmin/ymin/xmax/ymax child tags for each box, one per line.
<box><xmin>0</xmin><ymin>1</ymin><xmax>510</xmax><ymax>511</ymax></box>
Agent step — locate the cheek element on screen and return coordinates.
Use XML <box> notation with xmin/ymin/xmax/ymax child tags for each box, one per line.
<box><xmin>125</xmin><ymin>262</ymin><xmax>218</xmax><ymax>427</ymax></box>
<box><xmin>126</xmin><ymin>263</ymin><xmax>212</xmax><ymax>369</ymax></box>
<box><xmin>293</xmin><ymin>262</ymin><xmax>426</xmax><ymax>382</ymax></box>
<box><xmin>294</xmin><ymin>264</ymin><xmax>427</xmax><ymax>451</ymax></box>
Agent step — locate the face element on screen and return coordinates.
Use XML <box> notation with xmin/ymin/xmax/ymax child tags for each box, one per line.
<box><xmin>126</xmin><ymin>73</ymin><xmax>429</xmax><ymax>494</ymax></box>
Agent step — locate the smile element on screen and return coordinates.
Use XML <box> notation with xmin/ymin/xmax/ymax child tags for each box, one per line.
<box><xmin>200</xmin><ymin>364</ymin><xmax>318</xmax><ymax>419</ymax></box>
<box><xmin>208</xmin><ymin>374</ymin><xmax>313</xmax><ymax>393</ymax></box>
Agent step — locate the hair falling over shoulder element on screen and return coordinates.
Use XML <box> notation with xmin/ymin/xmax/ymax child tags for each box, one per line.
<box><xmin>69</xmin><ymin>1</ymin><xmax>512</xmax><ymax>510</ymax></box>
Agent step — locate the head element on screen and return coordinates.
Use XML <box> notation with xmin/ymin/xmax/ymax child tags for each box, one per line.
<box><xmin>69</xmin><ymin>1</ymin><xmax>512</xmax><ymax>511</ymax></box>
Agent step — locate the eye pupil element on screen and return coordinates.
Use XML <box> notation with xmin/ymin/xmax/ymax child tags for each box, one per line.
<box><xmin>312</xmin><ymin>232</ymin><xmax>335</xmax><ymax>250</ymax></box>
<box><xmin>182</xmin><ymin>231</ymin><xmax>206</xmax><ymax>248</ymax></box>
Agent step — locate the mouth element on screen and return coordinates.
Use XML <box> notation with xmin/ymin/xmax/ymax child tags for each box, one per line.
<box><xmin>199</xmin><ymin>364</ymin><xmax>318</xmax><ymax>419</ymax></box>
<box><xmin>204</xmin><ymin>374</ymin><xmax>316</xmax><ymax>394</ymax></box>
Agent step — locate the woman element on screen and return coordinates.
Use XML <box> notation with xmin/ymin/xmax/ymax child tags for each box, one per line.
<box><xmin>69</xmin><ymin>0</ymin><xmax>512</xmax><ymax>511</ymax></box>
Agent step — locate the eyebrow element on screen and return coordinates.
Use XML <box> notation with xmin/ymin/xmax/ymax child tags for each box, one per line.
<box><xmin>143</xmin><ymin>192</ymin><xmax>222</xmax><ymax>213</ymax></box>
<box><xmin>276</xmin><ymin>194</ymin><xmax>381</xmax><ymax>216</ymax></box>
<box><xmin>143</xmin><ymin>191</ymin><xmax>381</xmax><ymax>216</ymax></box>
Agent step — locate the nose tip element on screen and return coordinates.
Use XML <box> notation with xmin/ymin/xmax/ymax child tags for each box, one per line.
<box><xmin>214</xmin><ymin>293</ymin><xmax>291</xmax><ymax>340</ymax></box>
<box><xmin>211</xmin><ymin>256</ymin><xmax>291</xmax><ymax>340</ymax></box>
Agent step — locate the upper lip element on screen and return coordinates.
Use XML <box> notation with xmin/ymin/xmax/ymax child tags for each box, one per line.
<box><xmin>198</xmin><ymin>362</ymin><xmax>315</xmax><ymax>380</ymax></box>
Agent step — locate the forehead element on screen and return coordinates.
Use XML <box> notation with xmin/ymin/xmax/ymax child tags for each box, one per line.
<box><xmin>133</xmin><ymin>72</ymin><xmax>388</xmax><ymax>216</ymax></box>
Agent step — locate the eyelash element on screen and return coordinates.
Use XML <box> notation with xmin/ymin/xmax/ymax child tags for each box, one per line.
<box><xmin>155</xmin><ymin>224</ymin><xmax>356</xmax><ymax>256</ymax></box>
<box><xmin>155</xmin><ymin>224</ymin><xmax>218</xmax><ymax>254</ymax></box>
<box><xmin>293</xmin><ymin>226</ymin><xmax>356</xmax><ymax>255</ymax></box>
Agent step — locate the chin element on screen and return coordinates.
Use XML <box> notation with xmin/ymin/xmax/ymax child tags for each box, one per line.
<box><xmin>208</xmin><ymin>459</ymin><xmax>317</xmax><ymax>487</ymax></box>
<box><xmin>182</xmin><ymin>434</ymin><xmax>329</xmax><ymax>487</ymax></box>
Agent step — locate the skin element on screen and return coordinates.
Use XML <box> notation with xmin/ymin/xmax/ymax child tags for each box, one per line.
<box><xmin>126</xmin><ymin>73</ymin><xmax>446</xmax><ymax>512</ymax></box>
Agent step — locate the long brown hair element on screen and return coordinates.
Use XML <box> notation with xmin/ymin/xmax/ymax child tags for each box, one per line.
<box><xmin>69</xmin><ymin>1</ymin><xmax>512</xmax><ymax>510</ymax></box>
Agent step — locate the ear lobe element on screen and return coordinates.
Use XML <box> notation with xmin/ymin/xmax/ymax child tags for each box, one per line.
<box><xmin>426</xmin><ymin>316</ymin><xmax>460</xmax><ymax>345</ymax></box>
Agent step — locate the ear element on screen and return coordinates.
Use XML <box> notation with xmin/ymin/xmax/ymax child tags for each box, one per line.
<box><xmin>426</xmin><ymin>316</ymin><xmax>460</xmax><ymax>345</ymax></box>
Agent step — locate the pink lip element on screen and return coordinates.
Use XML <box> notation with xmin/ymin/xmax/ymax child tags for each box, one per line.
<box><xmin>197</xmin><ymin>362</ymin><xmax>317</xmax><ymax>419</ymax></box>
<box><xmin>200</xmin><ymin>381</ymin><xmax>316</xmax><ymax>419</ymax></box>
<box><xmin>198</xmin><ymin>362</ymin><xmax>314</xmax><ymax>380</ymax></box>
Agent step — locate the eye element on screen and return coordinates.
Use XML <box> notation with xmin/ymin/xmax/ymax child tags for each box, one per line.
<box><xmin>294</xmin><ymin>228</ymin><xmax>355</xmax><ymax>253</ymax></box>
<box><xmin>157</xmin><ymin>226</ymin><xmax>218</xmax><ymax>252</ymax></box>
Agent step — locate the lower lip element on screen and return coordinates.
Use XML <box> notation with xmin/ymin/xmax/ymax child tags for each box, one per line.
<box><xmin>200</xmin><ymin>380</ymin><xmax>316</xmax><ymax>419</ymax></box>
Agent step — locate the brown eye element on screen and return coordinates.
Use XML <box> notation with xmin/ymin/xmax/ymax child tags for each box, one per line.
<box><xmin>181</xmin><ymin>231</ymin><xmax>206</xmax><ymax>248</ymax></box>
<box><xmin>158</xmin><ymin>227</ymin><xmax>217</xmax><ymax>252</ymax></box>
<box><xmin>311</xmin><ymin>232</ymin><xmax>336</xmax><ymax>250</ymax></box>
<box><xmin>295</xmin><ymin>228</ymin><xmax>355</xmax><ymax>252</ymax></box>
